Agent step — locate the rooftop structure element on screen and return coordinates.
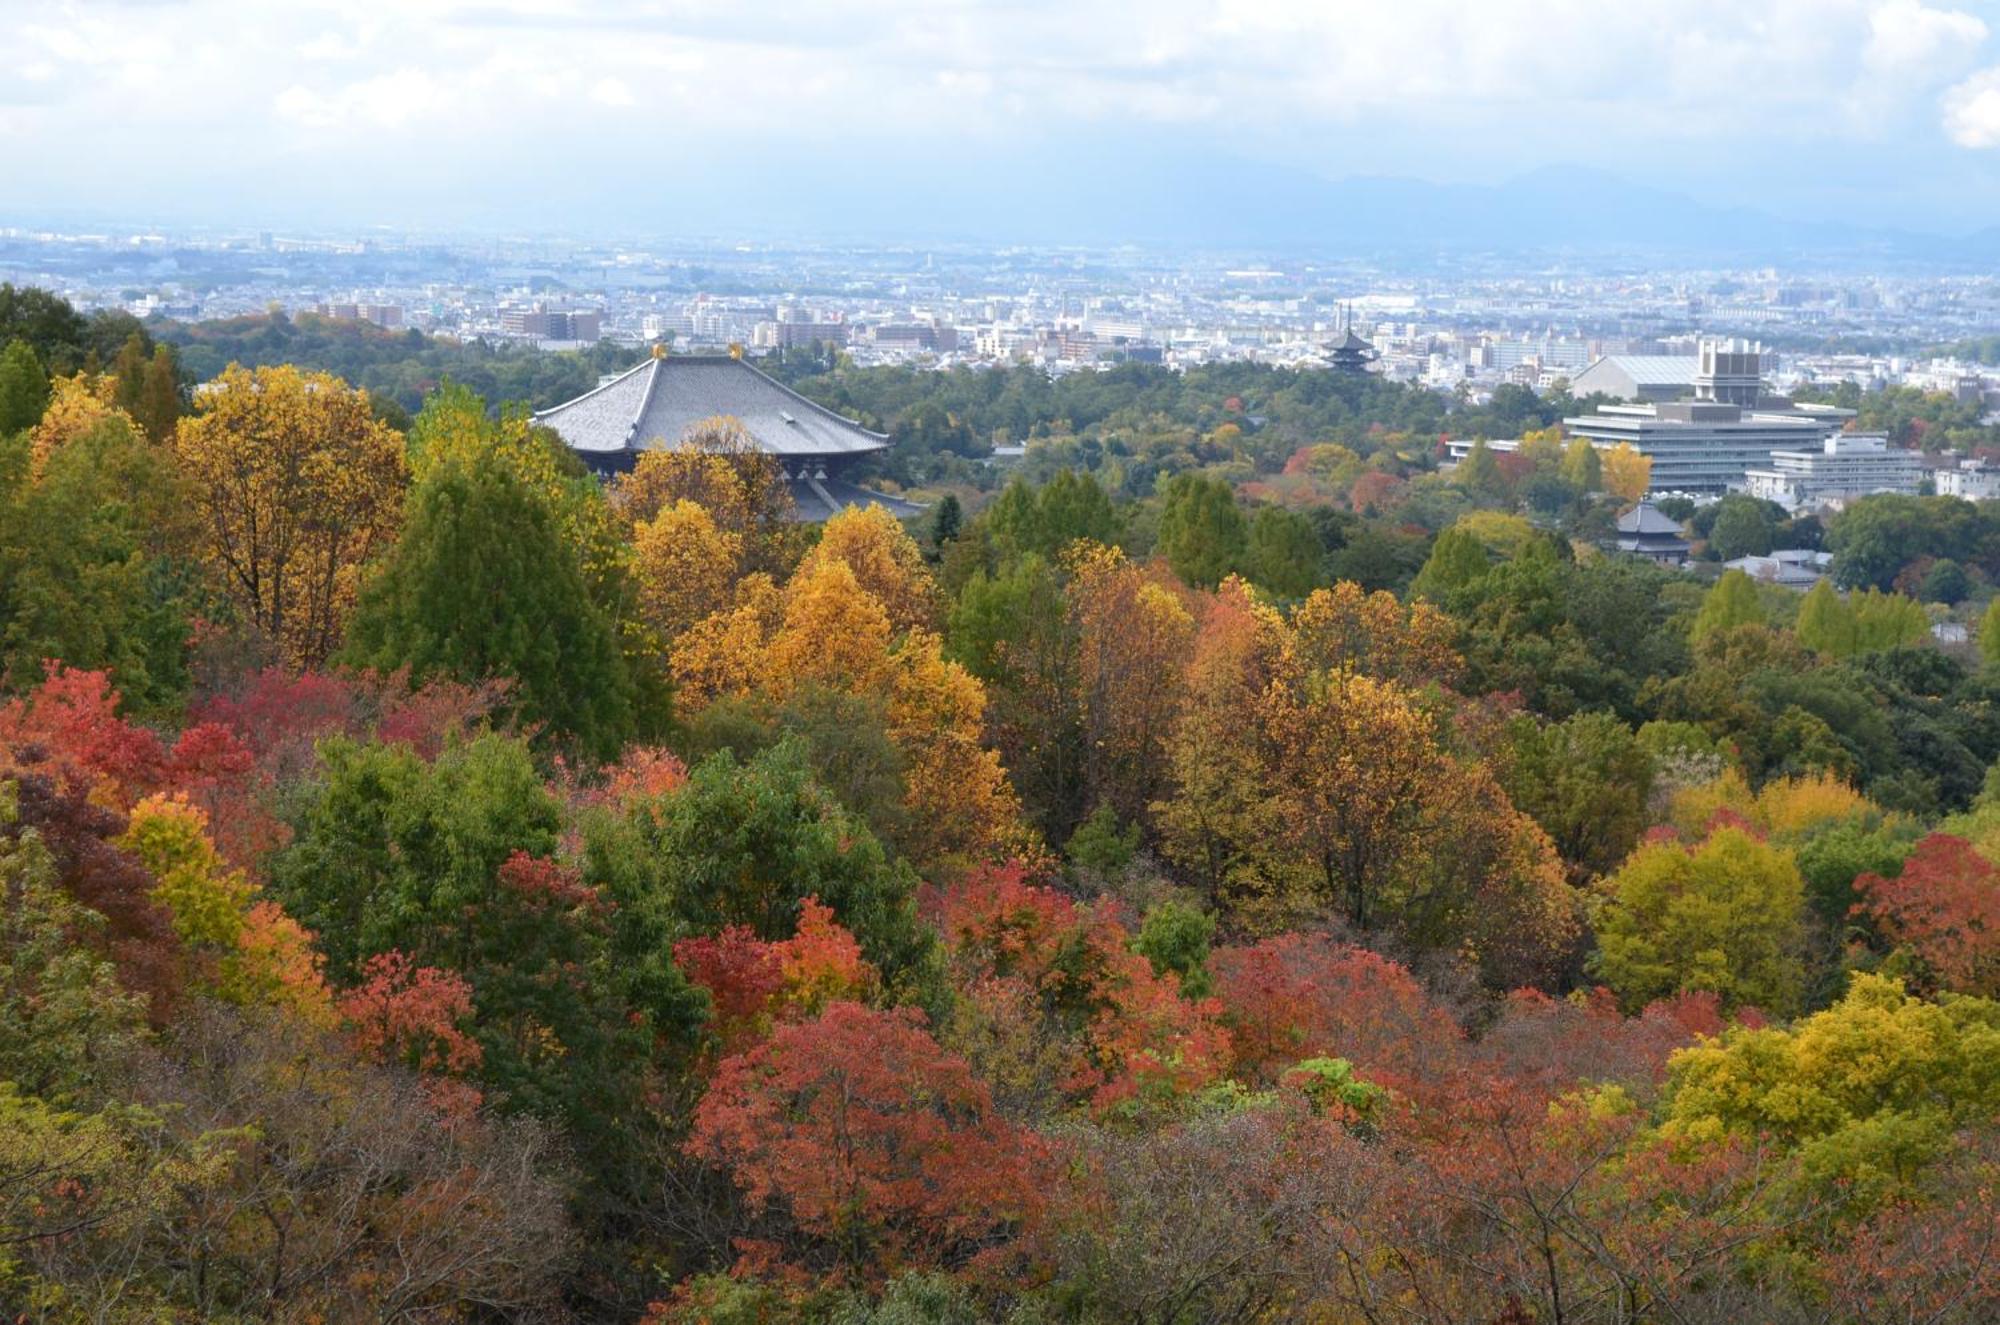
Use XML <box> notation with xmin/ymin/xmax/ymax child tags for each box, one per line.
<box><xmin>534</xmin><ymin>350</ymin><xmax>917</xmax><ymax>521</ymax></box>
<box><xmin>1725</xmin><ymin>549</ymin><xmax>1833</xmax><ymax>590</ymax></box>
<box><xmin>1568</xmin><ymin>354</ymin><xmax>1699</xmax><ymax>403</ymax></box>
<box><xmin>1742</xmin><ymin>433</ymin><xmax>1919</xmax><ymax>510</ymax></box>
<box><xmin>1612</xmin><ymin>502</ymin><xmax>1691</xmax><ymax>566</ymax></box>
<box><xmin>1935</xmin><ymin>458</ymin><xmax>2000</xmax><ymax>501</ymax></box>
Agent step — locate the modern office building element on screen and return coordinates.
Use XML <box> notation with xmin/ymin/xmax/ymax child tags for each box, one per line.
<box><xmin>1741</xmin><ymin>433</ymin><xmax>1920</xmax><ymax>510</ymax></box>
<box><xmin>501</xmin><ymin>305</ymin><xmax>602</xmax><ymax>341</ymax></box>
<box><xmin>1564</xmin><ymin>339</ymin><xmax>1853</xmax><ymax>494</ymax></box>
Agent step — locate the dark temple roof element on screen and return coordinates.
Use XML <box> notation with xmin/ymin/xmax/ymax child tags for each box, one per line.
<box><xmin>1615</xmin><ymin>502</ymin><xmax>1686</xmax><ymax>536</ymax></box>
<box><xmin>533</xmin><ymin>353</ymin><xmax>890</xmax><ymax>460</ymax></box>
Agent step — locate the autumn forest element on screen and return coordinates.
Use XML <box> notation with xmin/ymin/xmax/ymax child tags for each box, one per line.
<box><xmin>0</xmin><ymin>288</ymin><xmax>1995</xmax><ymax>1324</ymax></box>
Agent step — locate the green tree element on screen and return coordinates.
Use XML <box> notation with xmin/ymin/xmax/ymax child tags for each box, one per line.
<box><xmin>0</xmin><ymin>340</ymin><xmax>49</xmax><ymax>435</ymax></box>
<box><xmin>1037</xmin><ymin>468</ymin><xmax>1121</xmax><ymax>552</ymax></box>
<box><xmin>1498</xmin><ymin>712</ymin><xmax>1654</xmax><ymax>882</ymax></box>
<box><xmin>270</xmin><ymin>733</ymin><xmax>563</xmax><ymax>978</ymax></box>
<box><xmin>1156</xmin><ymin>473</ymin><xmax>1246</xmax><ymax>588</ymax></box>
<box><xmin>1982</xmin><ymin>597</ymin><xmax>2000</xmax><ymax>668</ymax></box>
<box><xmin>0</xmin><ymin>285</ymin><xmax>88</xmax><ymax>371</ymax></box>
<box><xmin>929</xmin><ymin>492</ymin><xmax>963</xmax><ymax>546</ymax></box>
<box><xmin>1133</xmin><ymin>899</ymin><xmax>1216</xmax><ymax>998</ymax></box>
<box><xmin>1242</xmin><ymin>506</ymin><xmax>1324</xmax><ymax>599</ymax></box>
<box><xmin>1920</xmin><ymin>557</ymin><xmax>1970</xmax><ymax>604</ymax></box>
<box><xmin>0</xmin><ymin>415</ymin><xmax>190</xmax><ymax>712</ymax></box>
<box><xmin>1067</xmin><ymin>802</ymin><xmax>1139</xmax><ymax>874</ymax></box>
<box><xmin>1410</xmin><ymin>526</ymin><xmax>1490</xmax><ymax>603</ymax></box>
<box><xmin>1707</xmin><ymin>495</ymin><xmax>1774</xmax><ymax>561</ymax></box>
<box><xmin>1560</xmin><ymin>436</ymin><xmax>1602</xmax><ymax>491</ymax></box>
<box><xmin>1593</xmin><ymin>826</ymin><xmax>1808</xmax><ymax>1013</ymax></box>
<box><xmin>1456</xmin><ymin>437</ymin><xmax>1503</xmax><ymax>499</ymax></box>
<box><xmin>593</xmin><ymin>741</ymin><xmax>934</xmax><ymax>992</ymax></box>
<box><xmin>1797</xmin><ymin>579</ymin><xmax>1851</xmax><ymax>656</ymax></box>
<box><xmin>1690</xmin><ymin>569</ymin><xmax>1765</xmax><ymax>643</ymax></box>
<box><xmin>344</xmin><ymin>458</ymin><xmax>633</xmax><ymax>759</ymax></box>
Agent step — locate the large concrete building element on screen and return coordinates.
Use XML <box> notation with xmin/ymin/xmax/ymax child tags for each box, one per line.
<box><xmin>533</xmin><ymin>349</ymin><xmax>920</xmax><ymax>521</ymax></box>
<box><xmin>1742</xmin><ymin>433</ymin><xmax>1920</xmax><ymax>510</ymax></box>
<box><xmin>1564</xmin><ymin>339</ymin><xmax>1855</xmax><ymax>494</ymax></box>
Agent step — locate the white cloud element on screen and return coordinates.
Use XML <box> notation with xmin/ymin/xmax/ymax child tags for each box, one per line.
<box><xmin>1944</xmin><ymin>66</ymin><xmax>2000</xmax><ymax>145</ymax></box>
<box><xmin>1866</xmin><ymin>0</ymin><xmax>1987</xmax><ymax>73</ymax></box>
<box><xmin>589</xmin><ymin>76</ymin><xmax>636</xmax><ymax>108</ymax></box>
<box><xmin>7</xmin><ymin>0</ymin><xmax>2000</xmax><ymax>222</ymax></box>
<box><xmin>274</xmin><ymin>68</ymin><xmax>457</xmax><ymax>131</ymax></box>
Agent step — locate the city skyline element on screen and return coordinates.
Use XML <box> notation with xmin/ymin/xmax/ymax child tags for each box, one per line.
<box><xmin>10</xmin><ymin>1</ymin><xmax>2000</xmax><ymax>247</ymax></box>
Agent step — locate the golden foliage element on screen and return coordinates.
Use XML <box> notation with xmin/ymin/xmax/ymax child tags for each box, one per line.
<box><xmin>1288</xmin><ymin>580</ymin><xmax>1460</xmax><ymax>691</ymax></box>
<box><xmin>174</xmin><ymin>365</ymin><xmax>406</xmax><ymax>668</ymax></box>
<box><xmin>632</xmin><ymin>500</ymin><xmax>744</xmax><ymax>644</ymax></box>
<box><xmin>29</xmin><ymin>373</ymin><xmax>134</xmax><ymax>477</ymax></box>
<box><xmin>795</xmin><ymin>503</ymin><xmax>937</xmax><ymax>635</ymax></box>
<box><xmin>1602</xmin><ymin>442</ymin><xmax>1653</xmax><ymax>504</ymax></box>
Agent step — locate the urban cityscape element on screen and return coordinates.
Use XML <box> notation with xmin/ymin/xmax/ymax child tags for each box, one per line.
<box><xmin>6</xmin><ymin>2</ymin><xmax>2000</xmax><ymax>1321</ymax></box>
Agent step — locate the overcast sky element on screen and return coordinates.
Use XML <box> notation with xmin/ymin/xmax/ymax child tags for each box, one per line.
<box><xmin>8</xmin><ymin>0</ymin><xmax>2000</xmax><ymax>242</ymax></box>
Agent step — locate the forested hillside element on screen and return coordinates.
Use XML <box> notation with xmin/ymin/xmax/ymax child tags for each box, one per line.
<box><xmin>0</xmin><ymin>291</ymin><xmax>1995</xmax><ymax>1323</ymax></box>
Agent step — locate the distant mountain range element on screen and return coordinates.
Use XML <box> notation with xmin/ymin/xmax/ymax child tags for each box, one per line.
<box><xmin>679</xmin><ymin>145</ymin><xmax>1995</xmax><ymax>267</ymax></box>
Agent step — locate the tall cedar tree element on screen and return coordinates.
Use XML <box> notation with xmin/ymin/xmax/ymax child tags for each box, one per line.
<box><xmin>0</xmin><ymin>339</ymin><xmax>49</xmax><ymax>435</ymax></box>
<box><xmin>345</xmin><ymin>459</ymin><xmax>634</xmax><ymax>760</ymax></box>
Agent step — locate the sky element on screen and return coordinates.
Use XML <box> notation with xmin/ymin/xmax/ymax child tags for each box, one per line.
<box><xmin>8</xmin><ymin>0</ymin><xmax>2000</xmax><ymax>246</ymax></box>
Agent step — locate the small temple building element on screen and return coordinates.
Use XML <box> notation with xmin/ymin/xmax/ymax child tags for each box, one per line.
<box><xmin>1611</xmin><ymin>501</ymin><xmax>1691</xmax><ymax>566</ymax></box>
<box><xmin>1327</xmin><ymin>327</ymin><xmax>1379</xmax><ymax>374</ymax></box>
<box><xmin>534</xmin><ymin>348</ymin><xmax>921</xmax><ymax>521</ymax></box>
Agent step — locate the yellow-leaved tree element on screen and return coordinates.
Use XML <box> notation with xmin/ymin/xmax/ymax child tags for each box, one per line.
<box><xmin>1602</xmin><ymin>442</ymin><xmax>1653</xmax><ymax>505</ymax></box>
<box><xmin>669</xmin><ymin>507</ymin><xmax>1025</xmax><ymax>868</ymax></box>
<box><xmin>632</xmin><ymin>499</ymin><xmax>745</xmax><ymax>645</ymax></box>
<box><xmin>29</xmin><ymin>373</ymin><xmax>136</xmax><ymax>477</ymax></box>
<box><xmin>174</xmin><ymin>364</ymin><xmax>406</xmax><ymax>667</ymax></box>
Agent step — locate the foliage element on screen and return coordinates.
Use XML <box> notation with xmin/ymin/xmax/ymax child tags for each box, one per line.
<box><xmin>1593</xmin><ymin>826</ymin><xmax>1808</xmax><ymax>1014</ymax></box>
<box><xmin>175</xmin><ymin>364</ymin><xmax>406</xmax><ymax>667</ymax></box>
<box><xmin>1854</xmin><ymin>833</ymin><xmax>1999</xmax><ymax>995</ymax></box>
<box><xmin>344</xmin><ymin>457</ymin><xmax>635</xmax><ymax>758</ymax></box>
<box><xmin>688</xmin><ymin>1001</ymin><xmax>1048</xmax><ymax>1280</ymax></box>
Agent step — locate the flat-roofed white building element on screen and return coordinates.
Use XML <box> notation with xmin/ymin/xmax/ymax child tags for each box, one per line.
<box><xmin>1742</xmin><ymin>433</ymin><xmax>1920</xmax><ymax>510</ymax></box>
<box><xmin>1935</xmin><ymin>458</ymin><xmax>2000</xmax><ymax>501</ymax></box>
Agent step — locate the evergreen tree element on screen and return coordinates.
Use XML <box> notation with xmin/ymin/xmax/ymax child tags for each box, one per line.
<box><xmin>929</xmin><ymin>492</ymin><xmax>962</xmax><ymax>546</ymax></box>
<box><xmin>344</xmin><ymin>458</ymin><xmax>634</xmax><ymax>759</ymax></box>
<box><xmin>1560</xmin><ymin>436</ymin><xmax>1603</xmax><ymax>492</ymax></box>
<box><xmin>133</xmin><ymin>345</ymin><xmax>182</xmax><ymax>442</ymax></box>
<box><xmin>1156</xmin><ymin>472</ymin><xmax>1246</xmax><ymax>588</ymax></box>
<box><xmin>1690</xmin><ymin>569</ymin><xmax>1765</xmax><ymax>642</ymax></box>
<box><xmin>110</xmin><ymin>332</ymin><xmax>149</xmax><ymax>418</ymax></box>
<box><xmin>1242</xmin><ymin>506</ymin><xmax>1324</xmax><ymax>599</ymax></box>
<box><xmin>1036</xmin><ymin>468</ymin><xmax>1120</xmax><ymax>551</ymax></box>
<box><xmin>1457</xmin><ymin>437</ymin><xmax>1503</xmax><ymax>499</ymax></box>
<box><xmin>1411</xmin><ymin>526</ymin><xmax>1491</xmax><ymax>603</ymax></box>
<box><xmin>0</xmin><ymin>339</ymin><xmax>48</xmax><ymax>435</ymax></box>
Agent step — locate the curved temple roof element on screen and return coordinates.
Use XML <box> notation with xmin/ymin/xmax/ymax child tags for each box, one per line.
<box><xmin>533</xmin><ymin>353</ymin><xmax>890</xmax><ymax>459</ymax></box>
